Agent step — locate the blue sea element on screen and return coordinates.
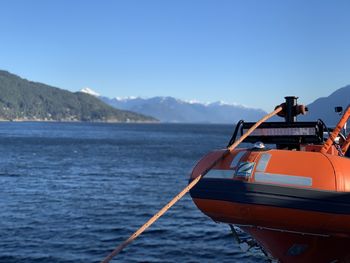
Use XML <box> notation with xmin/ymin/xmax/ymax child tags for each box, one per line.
<box><xmin>0</xmin><ymin>122</ymin><xmax>268</xmax><ymax>263</ymax></box>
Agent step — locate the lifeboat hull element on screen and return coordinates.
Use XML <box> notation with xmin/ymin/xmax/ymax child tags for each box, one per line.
<box><xmin>191</xmin><ymin>179</ymin><xmax>350</xmax><ymax>237</ymax></box>
<box><xmin>190</xmin><ymin>149</ymin><xmax>350</xmax><ymax>262</ymax></box>
<box><xmin>242</xmin><ymin>228</ymin><xmax>350</xmax><ymax>262</ymax></box>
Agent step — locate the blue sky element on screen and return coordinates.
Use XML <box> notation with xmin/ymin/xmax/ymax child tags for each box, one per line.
<box><xmin>1</xmin><ymin>0</ymin><xmax>350</xmax><ymax>111</ymax></box>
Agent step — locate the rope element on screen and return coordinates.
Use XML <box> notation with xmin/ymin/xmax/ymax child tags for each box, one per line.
<box><xmin>321</xmin><ymin>106</ymin><xmax>350</xmax><ymax>154</ymax></box>
<box><xmin>100</xmin><ymin>106</ymin><xmax>283</xmax><ymax>263</ymax></box>
<box><xmin>341</xmin><ymin>133</ymin><xmax>350</xmax><ymax>155</ymax></box>
<box><xmin>318</xmin><ymin>119</ymin><xmax>344</xmax><ymax>156</ymax></box>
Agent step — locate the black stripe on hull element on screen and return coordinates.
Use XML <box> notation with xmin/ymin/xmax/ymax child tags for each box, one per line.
<box><xmin>189</xmin><ymin>178</ymin><xmax>350</xmax><ymax>215</ymax></box>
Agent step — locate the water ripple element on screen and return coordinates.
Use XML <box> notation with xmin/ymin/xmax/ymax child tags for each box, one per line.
<box><xmin>0</xmin><ymin>122</ymin><xmax>267</xmax><ymax>262</ymax></box>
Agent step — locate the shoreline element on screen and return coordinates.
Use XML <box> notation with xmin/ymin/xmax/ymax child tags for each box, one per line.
<box><xmin>0</xmin><ymin>118</ymin><xmax>159</xmax><ymax>124</ymax></box>
<box><xmin>0</xmin><ymin>119</ymin><xmax>236</xmax><ymax>125</ymax></box>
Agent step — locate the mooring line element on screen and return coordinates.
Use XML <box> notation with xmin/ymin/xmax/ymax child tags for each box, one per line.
<box><xmin>101</xmin><ymin>106</ymin><xmax>283</xmax><ymax>263</ymax></box>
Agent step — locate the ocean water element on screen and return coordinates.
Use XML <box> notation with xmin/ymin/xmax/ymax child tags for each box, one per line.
<box><xmin>0</xmin><ymin>122</ymin><xmax>268</xmax><ymax>263</ymax></box>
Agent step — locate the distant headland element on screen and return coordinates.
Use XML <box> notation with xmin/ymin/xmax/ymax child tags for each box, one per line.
<box><xmin>0</xmin><ymin>70</ymin><xmax>157</xmax><ymax>123</ymax></box>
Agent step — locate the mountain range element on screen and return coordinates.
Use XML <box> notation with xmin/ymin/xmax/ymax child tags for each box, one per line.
<box><xmin>1</xmin><ymin>69</ymin><xmax>349</xmax><ymax>125</ymax></box>
<box><xmin>0</xmin><ymin>71</ymin><xmax>156</xmax><ymax>122</ymax></box>
<box><xmin>82</xmin><ymin>86</ymin><xmax>350</xmax><ymax>125</ymax></box>
<box><xmin>97</xmin><ymin>94</ymin><xmax>267</xmax><ymax>124</ymax></box>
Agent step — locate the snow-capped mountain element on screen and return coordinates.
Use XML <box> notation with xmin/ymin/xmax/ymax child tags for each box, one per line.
<box><xmin>80</xmin><ymin>88</ymin><xmax>266</xmax><ymax>123</ymax></box>
<box><xmin>104</xmin><ymin>96</ymin><xmax>266</xmax><ymax>123</ymax></box>
<box><xmin>80</xmin><ymin>87</ymin><xmax>100</xmax><ymax>97</ymax></box>
<box><xmin>80</xmin><ymin>85</ymin><xmax>350</xmax><ymax>125</ymax></box>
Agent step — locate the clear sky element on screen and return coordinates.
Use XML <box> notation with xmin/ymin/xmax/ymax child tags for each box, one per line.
<box><xmin>1</xmin><ymin>0</ymin><xmax>350</xmax><ymax>111</ymax></box>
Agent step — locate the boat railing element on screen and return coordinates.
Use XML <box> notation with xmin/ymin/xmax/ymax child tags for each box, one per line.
<box><xmin>227</xmin><ymin>121</ymin><xmax>324</xmax><ymax>150</ymax></box>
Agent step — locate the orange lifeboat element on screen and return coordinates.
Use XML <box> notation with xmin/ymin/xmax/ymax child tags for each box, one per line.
<box><xmin>190</xmin><ymin>97</ymin><xmax>350</xmax><ymax>262</ymax></box>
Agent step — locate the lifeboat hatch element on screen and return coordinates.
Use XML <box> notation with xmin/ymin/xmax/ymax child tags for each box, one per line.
<box><xmin>235</xmin><ymin>161</ymin><xmax>255</xmax><ymax>179</ymax></box>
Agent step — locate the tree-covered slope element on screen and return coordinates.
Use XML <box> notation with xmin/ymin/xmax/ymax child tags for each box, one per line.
<box><xmin>0</xmin><ymin>70</ymin><xmax>156</xmax><ymax>122</ymax></box>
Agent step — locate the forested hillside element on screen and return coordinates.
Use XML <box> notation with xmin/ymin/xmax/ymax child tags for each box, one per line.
<box><xmin>0</xmin><ymin>70</ymin><xmax>156</xmax><ymax>122</ymax></box>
